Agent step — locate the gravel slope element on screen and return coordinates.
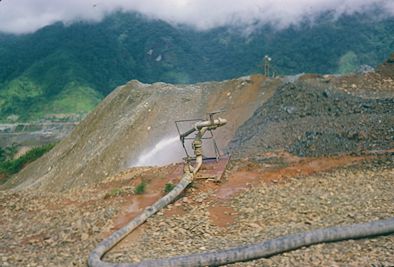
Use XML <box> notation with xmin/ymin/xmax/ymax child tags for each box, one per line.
<box><xmin>229</xmin><ymin>80</ymin><xmax>394</xmax><ymax>158</ymax></box>
<box><xmin>1</xmin><ymin>156</ymin><xmax>393</xmax><ymax>267</ymax></box>
<box><xmin>103</xmin><ymin>156</ymin><xmax>394</xmax><ymax>266</ymax></box>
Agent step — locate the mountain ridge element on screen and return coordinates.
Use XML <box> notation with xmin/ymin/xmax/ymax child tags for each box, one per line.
<box><xmin>0</xmin><ymin>11</ymin><xmax>393</xmax><ymax>121</ymax></box>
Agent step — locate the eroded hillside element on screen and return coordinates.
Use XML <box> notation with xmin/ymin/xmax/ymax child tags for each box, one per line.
<box><xmin>2</xmin><ymin>75</ymin><xmax>281</xmax><ymax>192</ymax></box>
<box><xmin>1</xmin><ymin>55</ymin><xmax>393</xmax><ymax>267</ymax></box>
<box><xmin>3</xmin><ymin>54</ymin><xmax>394</xmax><ymax>192</ymax></box>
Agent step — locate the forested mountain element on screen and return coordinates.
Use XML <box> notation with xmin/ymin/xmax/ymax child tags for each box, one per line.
<box><xmin>0</xmin><ymin>11</ymin><xmax>393</xmax><ymax>121</ymax></box>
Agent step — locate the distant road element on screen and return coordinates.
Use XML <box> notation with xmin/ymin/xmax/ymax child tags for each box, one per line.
<box><xmin>0</xmin><ymin>122</ymin><xmax>79</xmax><ymax>147</ymax></box>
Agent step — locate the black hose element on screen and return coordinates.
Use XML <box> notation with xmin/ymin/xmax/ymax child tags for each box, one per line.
<box><xmin>88</xmin><ymin>172</ymin><xmax>194</xmax><ymax>267</ymax></box>
<box><xmin>88</xmin><ymin>170</ymin><xmax>394</xmax><ymax>267</ymax></box>
<box><xmin>89</xmin><ymin>217</ymin><xmax>394</xmax><ymax>267</ymax></box>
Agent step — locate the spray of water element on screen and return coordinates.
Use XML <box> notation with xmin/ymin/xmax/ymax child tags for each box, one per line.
<box><xmin>131</xmin><ymin>136</ymin><xmax>184</xmax><ymax>167</ymax></box>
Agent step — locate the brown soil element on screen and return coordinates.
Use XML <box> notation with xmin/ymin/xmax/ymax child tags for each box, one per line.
<box><xmin>107</xmin><ymin>165</ymin><xmax>184</xmax><ymax>230</ymax></box>
<box><xmin>0</xmin><ymin>152</ymin><xmax>393</xmax><ymax>267</ymax></box>
<box><xmin>215</xmin><ymin>152</ymin><xmax>367</xmax><ymax>200</ymax></box>
<box><xmin>103</xmin><ymin>151</ymin><xmax>383</xmax><ymax>233</ymax></box>
<box><xmin>208</xmin><ymin>205</ymin><xmax>237</xmax><ymax>227</ymax></box>
<box><xmin>377</xmin><ymin>52</ymin><xmax>394</xmax><ymax>78</ymax></box>
<box><xmin>103</xmin><ymin>153</ymin><xmax>393</xmax><ymax>266</ymax></box>
<box><xmin>333</xmin><ymin>71</ymin><xmax>394</xmax><ymax>99</ymax></box>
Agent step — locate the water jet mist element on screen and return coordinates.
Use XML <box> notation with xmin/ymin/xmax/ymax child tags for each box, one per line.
<box><xmin>130</xmin><ymin>136</ymin><xmax>184</xmax><ymax>167</ymax></box>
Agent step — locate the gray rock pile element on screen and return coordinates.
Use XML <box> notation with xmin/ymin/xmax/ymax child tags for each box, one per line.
<box><xmin>230</xmin><ymin>81</ymin><xmax>394</xmax><ymax>157</ymax></box>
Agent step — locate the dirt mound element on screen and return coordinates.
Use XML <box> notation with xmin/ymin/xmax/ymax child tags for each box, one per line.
<box><xmin>2</xmin><ymin>75</ymin><xmax>282</xmax><ymax>192</ymax></box>
<box><xmin>229</xmin><ymin>80</ymin><xmax>394</xmax><ymax>157</ymax></box>
<box><xmin>333</xmin><ymin>71</ymin><xmax>394</xmax><ymax>99</ymax></box>
<box><xmin>377</xmin><ymin>52</ymin><xmax>394</xmax><ymax>78</ymax></box>
<box><xmin>3</xmin><ymin>55</ymin><xmax>394</xmax><ymax>192</ymax></box>
<box><xmin>331</xmin><ymin>52</ymin><xmax>394</xmax><ymax>99</ymax></box>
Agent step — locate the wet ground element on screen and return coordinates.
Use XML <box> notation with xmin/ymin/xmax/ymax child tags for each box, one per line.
<box><xmin>104</xmin><ymin>151</ymin><xmax>394</xmax><ymax>266</ymax></box>
<box><xmin>1</xmin><ymin>150</ymin><xmax>393</xmax><ymax>266</ymax></box>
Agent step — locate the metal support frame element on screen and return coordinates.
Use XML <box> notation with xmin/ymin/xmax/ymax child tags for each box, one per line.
<box><xmin>175</xmin><ymin>118</ymin><xmax>221</xmax><ymax>161</ymax></box>
<box><xmin>175</xmin><ymin>110</ymin><xmax>226</xmax><ymax>164</ymax></box>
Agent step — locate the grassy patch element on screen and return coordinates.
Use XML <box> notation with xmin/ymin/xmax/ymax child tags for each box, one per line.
<box><xmin>43</xmin><ymin>83</ymin><xmax>102</xmax><ymax>114</ymax></box>
<box><xmin>0</xmin><ymin>143</ymin><xmax>55</xmax><ymax>181</ymax></box>
<box><xmin>0</xmin><ymin>73</ymin><xmax>102</xmax><ymax>122</ymax></box>
<box><xmin>134</xmin><ymin>181</ymin><xmax>146</xmax><ymax>195</ymax></box>
<box><xmin>164</xmin><ymin>182</ymin><xmax>175</xmax><ymax>193</ymax></box>
<box><xmin>0</xmin><ymin>144</ymin><xmax>18</xmax><ymax>163</ymax></box>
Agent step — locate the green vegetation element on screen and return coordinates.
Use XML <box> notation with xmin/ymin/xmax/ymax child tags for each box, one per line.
<box><xmin>164</xmin><ymin>182</ymin><xmax>175</xmax><ymax>193</ymax></box>
<box><xmin>0</xmin><ymin>148</ymin><xmax>4</xmax><ymax>163</ymax></box>
<box><xmin>0</xmin><ymin>11</ymin><xmax>393</xmax><ymax>121</ymax></box>
<box><xmin>0</xmin><ymin>143</ymin><xmax>55</xmax><ymax>180</ymax></box>
<box><xmin>134</xmin><ymin>181</ymin><xmax>146</xmax><ymax>195</ymax></box>
<box><xmin>0</xmin><ymin>144</ymin><xmax>18</xmax><ymax>163</ymax></box>
<box><xmin>338</xmin><ymin>51</ymin><xmax>359</xmax><ymax>74</ymax></box>
<box><xmin>41</xmin><ymin>84</ymin><xmax>102</xmax><ymax>114</ymax></box>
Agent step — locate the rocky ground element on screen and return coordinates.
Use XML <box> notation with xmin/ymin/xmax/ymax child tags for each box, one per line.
<box><xmin>229</xmin><ymin>78</ymin><xmax>394</xmax><ymax>158</ymax></box>
<box><xmin>230</xmin><ymin>58</ymin><xmax>394</xmax><ymax>159</ymax></box>
<box><xmin>1</xmin><ymin>55</ymin><xmax>393</xmax><ymax>266</ymax></box>
<box><xmin>1</xmin><ymin>153</ymin><xmax>393</xmax><ymax>267</ymax></box>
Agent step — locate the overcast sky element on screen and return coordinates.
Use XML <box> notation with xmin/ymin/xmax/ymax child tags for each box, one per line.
<box><xmin>0</xmin><ymin>0</ymin><xmax>393</xmax><ymax>34</ymax></box>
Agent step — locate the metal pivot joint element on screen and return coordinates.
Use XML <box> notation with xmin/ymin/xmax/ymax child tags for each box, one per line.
<box><xmin>176</xmin><ymin>111</ymin><xmax>227</xmax><ymax>175</ymax></box>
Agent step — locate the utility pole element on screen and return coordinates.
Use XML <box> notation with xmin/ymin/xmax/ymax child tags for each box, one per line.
<box><xmin>263</xmin><ymin>55</ymin><xmax>272</xmax><ymax>77</ymax></box>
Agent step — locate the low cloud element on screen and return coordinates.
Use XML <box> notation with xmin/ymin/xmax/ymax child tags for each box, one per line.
<box><xmin>0</xmin><ymin>0</ymin><xmax>393</xmax><ymax>34</ymax></box>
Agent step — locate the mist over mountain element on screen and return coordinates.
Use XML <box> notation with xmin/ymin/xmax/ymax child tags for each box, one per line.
<box><xmin>1</xmin><ymin>0</ymin><xmax>393</xmax><ymax>34</ymax></box>
<box><xmin>0</xmin><ymin>11</ymin><xmax>393</xmax><ymax>121</ymax></box>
